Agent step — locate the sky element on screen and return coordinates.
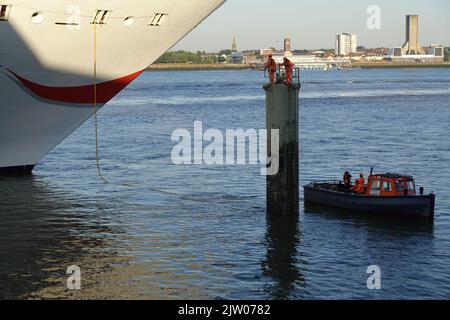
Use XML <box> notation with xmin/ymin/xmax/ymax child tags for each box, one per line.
<box><xmin>174</xmin><ymin>0</ymin><xmax>450</xmax><ymax>52</ymax></box>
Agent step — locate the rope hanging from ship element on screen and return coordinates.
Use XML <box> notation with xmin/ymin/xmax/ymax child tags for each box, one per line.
<box><xmin>89</xmin><ymin>29</ymin><xmax>231</xmax><ymax>200</ymax></box>
<box><xmin>91</xmin><ymin>24</ymin><xmax>169</xmax><ymax>192</ymax></box>
<box><xmin>93</xmin><ymin>22</ymin><xmax>109</xmax><ymax>184</ymax></box>
<box><xmin>90</xmin><ymin>19</ymin><xmax>238</xmax><ymax>201</ymax></box>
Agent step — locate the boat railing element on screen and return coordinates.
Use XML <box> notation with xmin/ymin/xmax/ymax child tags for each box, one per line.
<box><xmin>310</xmin><ymin>180</ymin><xmax>344</xmax><ymax>188</ymax></box>
<box><xmin>264</xmin><ymin>65</ymin><xmax>301</xmax><ymax>87</ymax></box>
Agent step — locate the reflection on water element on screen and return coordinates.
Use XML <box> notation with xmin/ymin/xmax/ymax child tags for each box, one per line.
<box><xmin>302</xmin><ymin>204</ymin><xmax>439</xmax><ymax>300</ymax></box>
<box><xmin>0</xmin><ymin>176</ymin><xmax>131</xmax><ymax>299</ymax></box>
<box><xmin>1</xmin><ymin>177</ymin><xmax>234</xmax><ymax>300</ymax></box>
<box><xmin>0</xmin><ymin>176</ymin><xmax>308</xmax><ymax>300</ymax></box>
<box><xmin>263</xmin><ymin>215</ymin><xmax>306</xmax><ymax>300</ymax></box>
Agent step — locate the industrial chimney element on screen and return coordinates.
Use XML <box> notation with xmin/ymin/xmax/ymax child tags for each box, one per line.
<box><xmin>402</xmin><ymin>15</ymin><xmax>425</xmax><ymax>55</ymax></box>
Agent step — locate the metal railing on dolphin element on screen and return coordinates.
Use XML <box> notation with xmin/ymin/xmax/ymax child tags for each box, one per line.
<box><xmin>264</xmin><ymin>64</ymin><xmax>301</xmax><ymax>87</ymax></box>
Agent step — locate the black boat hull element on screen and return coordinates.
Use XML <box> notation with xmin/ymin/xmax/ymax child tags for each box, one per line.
<box><xmin>304</xmin><ymin>184</ymin><xmax>435</xmax><ymax>220</ymax></box>
<box><xmin>0</xmin><ymin>165</ymin><xmax>34</xmax><ymax>176</ymax></box>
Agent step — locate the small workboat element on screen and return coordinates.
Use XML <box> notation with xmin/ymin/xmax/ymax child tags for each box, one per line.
<box><xmin>304</xmin><ymin>171</ymin><xmax>435</xmax><ymax>220</ymax></box>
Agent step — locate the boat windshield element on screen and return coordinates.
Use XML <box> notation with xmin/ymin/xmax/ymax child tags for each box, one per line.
<box><xmin>395</xmin><ymin>181</ymin><xmax>406</xmax><ymax>192</ymax></box>
<box><xmin>382</xmin><ymin>180</ymin><xmax>392</xmax><ymax>192</ymax></box>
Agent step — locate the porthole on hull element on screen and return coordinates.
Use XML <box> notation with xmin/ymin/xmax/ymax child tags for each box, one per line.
<box><xmin>31</xmin><ymin>12</ymin><xmax>44</xmax><ymax>24</ymax></box>
<box><xmin>123</xmin><ymin>16</ymin><xmax>134</xmax><ymax>26</ymax></box>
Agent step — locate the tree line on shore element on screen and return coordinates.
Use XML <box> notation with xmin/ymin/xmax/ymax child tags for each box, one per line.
<box><xmin>156</xmin><ymin>48</ymin><xmax>450</xmax><ymax>64</ymax></box>
<box><xmin>156</xmin><ymin>50</ymin><xmax>232</xmax><ymax>64</ymax></box>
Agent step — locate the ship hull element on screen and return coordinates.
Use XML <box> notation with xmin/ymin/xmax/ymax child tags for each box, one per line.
<box><xmin>0</xmin><ymin>0</ymin><xmax>225</xmax><ymax>171</ymax></box>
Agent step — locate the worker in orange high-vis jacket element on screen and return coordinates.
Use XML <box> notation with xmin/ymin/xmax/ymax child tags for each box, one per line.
<box><xmin>264</xmin><ymin>54</ymin><xmax>277</xmax><ymax>84</ymax></box>
<box><xmin>352</xmin><ymin>173</ymin><xmax>366</xmax><ymax>194</ymax></box>
<box><xmin>280</xmin><ymin>57</ymin><xmax>295</xmax><ymax>85</ymax></box>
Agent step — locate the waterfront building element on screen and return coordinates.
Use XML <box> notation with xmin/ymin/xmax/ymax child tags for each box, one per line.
<box><xmin>335</xmin><ymin>33</ymin><xmax>357</xmax><ymax>56</ymax></box>
<box><xmin>284</xmin><ymin>38</ymin><xmax>293</xmax><ymax>56</ymax></box>
<box><xmin>260</xmin><ymin>48</ymin><xmax>274</xmax><ymax>56</ymax></box>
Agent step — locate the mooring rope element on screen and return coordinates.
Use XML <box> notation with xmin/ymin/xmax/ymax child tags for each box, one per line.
<box><xmin>93</xmin><ymin>23</ymin><xmax>109</xmax><ymax>184</ymax></box>
<box><xmin>89</xmin><ymin>24</ymin><xmax>225</xmax><ymax>199</ymax></box>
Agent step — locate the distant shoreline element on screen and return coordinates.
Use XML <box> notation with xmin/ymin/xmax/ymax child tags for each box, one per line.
<box><xmin>147</xmin><ymin>63</ymin><xmax>251</xmax><ymax>71</ymax></box>
<box><xmin>352</xmin><ymin>62</ymin><xmax>450</xmax><ymax>69</ymax></box>
<box><xmin>146</xmin><ymin>62</ymin><xmax>450</xmax><ymax>71</ymax></box>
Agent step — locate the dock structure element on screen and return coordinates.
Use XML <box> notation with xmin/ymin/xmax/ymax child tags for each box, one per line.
<box><xmin>264</xmin><ymin>78</ymin><xmax>300</xmax><ymax>216</ymax></box>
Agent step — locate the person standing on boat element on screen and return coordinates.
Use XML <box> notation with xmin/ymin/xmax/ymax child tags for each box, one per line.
<box><xmin>343</xmin><ymin>171</ymin><xmax>352</xmax><ymax>190</ymax></box>
<box><xmin>352</xmin><ymin>173</ymin><xmax>365</xmax><ymax>194</ymax></box>
<box><xmin>356</xmin><ymin>174</ymin><xmax>366</xmax><ymax>194</ymax></box>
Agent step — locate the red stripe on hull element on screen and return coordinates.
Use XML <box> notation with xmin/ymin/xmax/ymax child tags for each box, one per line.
<box><xmin>8</xmin><ymin>70</ymin><xmax>144</xmax><ymax>104</ymax></box>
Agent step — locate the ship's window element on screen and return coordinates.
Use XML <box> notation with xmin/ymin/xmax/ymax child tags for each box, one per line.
<box><xmin>395</xmin><ymin>181</ymin><xmax>406</xmax><ymax>193</ymax></box>
<box><xmin>0</xmin><ymin>5</ymin><xmax>11</xmax><ymax>21</ymax></box>
<box><xmin>407</xmin><ymin>180</ymin><xmax>415</xmax><ymax>191</ymax></box>
<box><xmin>149</xmin><ymin>13</ymin><xmax>168</xmax><ymax>26</ymax></box>
<box><xmin>382</xmin><ymin>181</ymin><xmax>392</xmax><ymax>192</ymax></box>
<box><xmin>370</xmin><ymin>180</ymin><xmax>381</xmax><ymax>195</ymax></box>
<box><xmin>123</xmin><ymin>16</ymin><xmax>134</xmax><ymax>27</ymax></box>
<box><xmin>371</xmin><ymin>180</ymin><xmax>380</xmax><ymax>190</ymax></box>
<box><xmin>91</xmin><ymin>10</ymin><xmax>112</xmax><ymax>25</ymax></box>
<box><xmin>31</xmin><ymin>12</ymin><xmax>44</xmax><ymax>24</ymax></box>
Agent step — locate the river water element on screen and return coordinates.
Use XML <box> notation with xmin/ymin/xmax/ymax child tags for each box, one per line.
<box><xmin>1</xmin><ymin>68</ymin><xmax>449</xmax><ymax>299</ymax></box>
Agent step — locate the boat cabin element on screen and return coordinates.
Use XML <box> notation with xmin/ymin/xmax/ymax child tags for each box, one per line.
<box><xmin>366</xmin><ymin>173</ymin><xmax>416</xmax><ymax>197</ymax></box>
